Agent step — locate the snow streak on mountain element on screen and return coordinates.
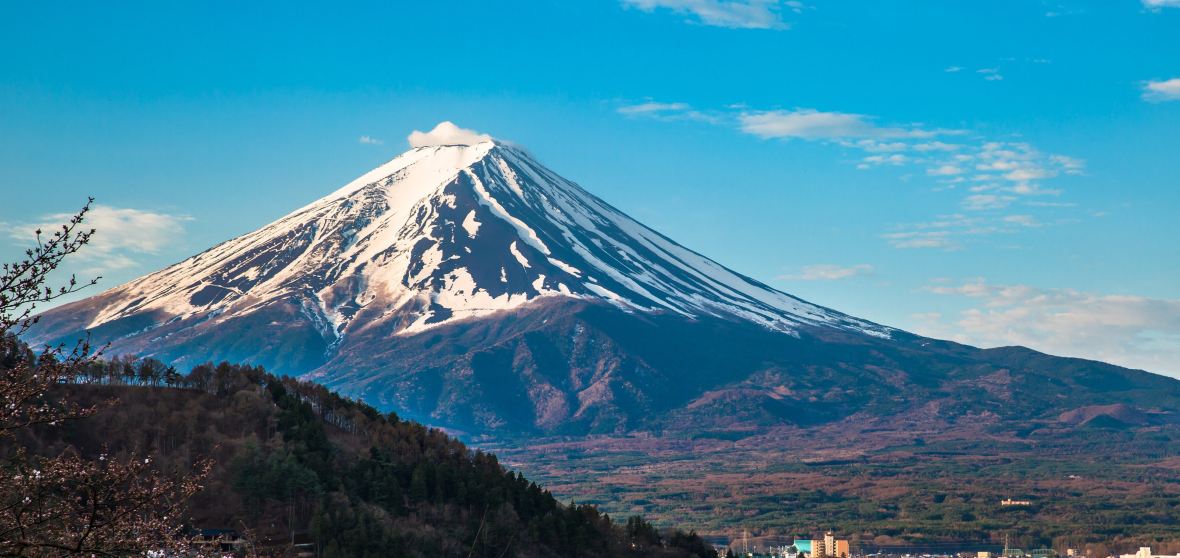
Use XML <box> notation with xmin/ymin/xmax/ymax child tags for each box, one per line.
<box><xmin>69</xmin><ymin>139</ymin><xmax>889</xmax><ymax>348</ymax></box>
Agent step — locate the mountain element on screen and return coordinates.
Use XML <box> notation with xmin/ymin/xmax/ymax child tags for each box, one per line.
<box><xmin>52</xmin><ymin>140</ymin><xmax>885</xmax><ymax>342</ymax></box>
<box><xmin>26</xmin><ymin>132</ymin><xmax>1180</xmax><ymax>541</ymax></box>
<box><xmin>29</xmin><ymin>137</ymin><xmax>895</xmax><ymax>430</ymax></box>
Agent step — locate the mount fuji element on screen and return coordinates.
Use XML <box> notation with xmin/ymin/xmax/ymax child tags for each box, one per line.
<box><xmin>26</xmin><ymin>128</ymin><xmax>1180</xmax><ymax>439</ymax></box>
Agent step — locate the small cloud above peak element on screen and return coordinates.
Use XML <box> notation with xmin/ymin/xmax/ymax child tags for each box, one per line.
<box><xmin>407</xmin><ymin>122</ymin><xmax>493</xmax><ymax>148</ymax></box>
<box><xmin>358</xmin><ymin>135</ymin><xmax>383</xmax><ymax>145</ymax></box>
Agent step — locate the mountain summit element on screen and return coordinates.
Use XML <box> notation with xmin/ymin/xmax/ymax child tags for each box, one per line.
<box><xmin>27</xmin><ymin>129</ymin><xmax>1180</xmax><ymax>438</ymax></box>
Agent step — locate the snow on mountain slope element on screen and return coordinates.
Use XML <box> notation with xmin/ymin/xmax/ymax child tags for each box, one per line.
<box><xmin>38</xmin><ymin>135</ymin><xmax>890</xmax><ymax>358</ymax></box>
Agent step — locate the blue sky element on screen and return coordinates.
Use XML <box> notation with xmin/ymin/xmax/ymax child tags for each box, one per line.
<box><xmin>2</xmin><ymin>0</ymin><xmax>1179</xmax><ymax>375</ymax></box>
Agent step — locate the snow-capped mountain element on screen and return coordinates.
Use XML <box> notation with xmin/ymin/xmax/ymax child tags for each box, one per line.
<box><xmin>28</xmin><ymin>129</ymin><xmax>1177</xmax><ymax>437</ymax></box>
<box><xmin>37</xmin><ymin>138</ymin><xmax>886</xmax><ymax>352</ymax></box>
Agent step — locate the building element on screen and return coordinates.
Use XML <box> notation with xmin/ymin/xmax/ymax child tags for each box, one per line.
<box><xmin>1119</xmin><ymin>547</ymin><xmax>1180</xmax><ymax>558</ymax></box>
<box><xmin>1000</xmin><ymin>498</ymin><xmax>1032</xmax><ymax>506</ymax></box>
<box><xmin>811</xmin><ymin>532</ymin><xmax>850</xmax><ymax>558</ymax></box>
<box><xmin>190</xmin><ymin>528</ymin><xmax>249</xmax><ymax>555</ymax></box>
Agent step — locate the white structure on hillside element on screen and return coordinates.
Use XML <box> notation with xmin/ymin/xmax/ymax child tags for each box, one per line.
<box><xmin>1119</xmin><ymin>547</ymin><xmax>1180</xmax><ymax>558</ymax></box>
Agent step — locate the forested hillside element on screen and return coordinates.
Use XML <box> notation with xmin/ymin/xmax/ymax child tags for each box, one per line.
<box><xmin>2</xmin><ymin>336</ymin><xmax>715</xmax><ymax>557</ymax></box>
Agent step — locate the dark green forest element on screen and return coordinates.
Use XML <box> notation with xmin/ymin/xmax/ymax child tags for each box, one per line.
<box><xmin>1</xmin><ymin>335</ymin><xmax>716</xmax><ymax>557</ymax></box>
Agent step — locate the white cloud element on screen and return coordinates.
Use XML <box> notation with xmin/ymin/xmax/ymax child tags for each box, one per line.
<box><xmin>977</xmin><ymin>68</ymin><xmax>1004</xmax><ymax>81</ymax></box>
<box><xmin>407</xmin><ymin>121</ymin><xmax>493</xmax><ymax>148</ymax></box>
<box><xmin>969</xmin><ymin>141</ymin><xmax>1078</xmax><ymax>197</ymax></box>
<box><xmin>881</xmin><ymin>212</ymin><xmax>1046</xmax><ymax>249</ymax></box>
<box><xmin>736</xmin><ymin>114</ymin><xmax>1081</xmax><ymax>247</ymax></box>
<box><xmin>619</xmin><ymin>101</ymin><xmax>691</xmax><ymax>115</ymax></box>
<box><xmin>944</xmin><ymin>66</ymin><xmax>963</xmax><ymax>73</ymax></box>
<box><xmin>1142</xmin><ymin>78</ymin><xmax>1180</xmax><ymax>102</ymax></box>
<box><xmin>913</xmin><ymin>141</ymin><xmax>961</xmax><ymax>152</ymax></box>
<box><xmin>916</xmin><ymin>279</ymin><xmax>1180</xmax><ymax>377</ymax></box>
<box><xmin>780</xmin><ymin>263</ymin><xmax>874</xmax><ymax>281</ymax></box>
<box><xmin>617</xmin><ymin>101</ymin><xmax>718</xmax><ymax>123</ymax></box>
<box><xmin>962</xmin><ymin>194</ymin><xmax>1014</xmax><ymax>211</ymax></box>
<box><xmin>1143</xmin><ymin>0</ymin><xmax>1180</xmax><ymax>10</ymax></box>
<box><xmin>881</xmin><ymin>230</ymin><xmax>956</xmax><ymax>250</ymax></box>
<box><xmin>1049</xmin><ymin>154</ymin><xmax>1085</xmax><ymax>174</ymax></box>
<box><xmin>855</xmin><ymin>140</ymin><xmax>908</xmax><ymax>152</ymax></box>
<box><xmin>624</xmin><ymin>98</ymin><xmax>1085</xmax><ymax>250</ymax></box>
<box><xmin>739</xmin><ymin>109</ymin><xmax>932</xmax><ymax>140</ymax></box>
<box><xmin>358</xmin><ymin>135</ymin><xmax>383</xmax><ymax>145</ymax></box>
<box><xmin>1004</xmin><ymin>168</ymin><xmax>1051</xmax><ymax>181</ymax></box>
<box><xmin>7</xmin><ymin>205</ymin><xmax>192</xmax><ymax>274</ymax></box>
<box><xmin>928</xmin><ymin>164</ymin><xmax>964</xmax><ymax>176</ymax></box>
<box><xmin>621</xmin><ymin>0</ymin><xmax>790</xmax><ymax>29</ymax></box>
<box><xmin>1002</xmin><ymin>214</ymin><xmax>1040</xmax><ymax>227</ymax></box>
<box><xmin>858</xmin><ymin>154</ymin><xmax>910</xmax><ymax>168</ymax></box>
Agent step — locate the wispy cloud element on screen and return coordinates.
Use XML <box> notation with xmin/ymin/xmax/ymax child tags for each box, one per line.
<box><xmin>358</xmin><ymin>135</ymin><xmax>383</xmax><ymax>145</ymax></box>
<box><xmin>617</xmin><ymin>101</ymin><xmax>719</xmax><ymax>123</ymax></box>
<box><xmin>945</xmin><ymin>60</ymin><xmax>1049</xmax><ymax>81</ymax></box>
<box><xmin>882</xmin><ymin>230</ymin><xmax>957</xmax><ymax>250</ymax></box>
<box><xmin>962</xmin><ymin>194</ymin><xmax>1015</xmax><ymax>211</ymax></box>
<box><xmin>915</xmin><ymin>279</ymin><xmax>1180</xmax><ymax>376</ymax></box>
<box><xmin>977</xmin><ymin>68</ymin><xmax>1004</xmax><ymax>81</ymax></box>
<box><xmin>1002</xmin><ymin>214</ymin><xmax>1041</xmax><ymax>227</ymax></box>
<box><xmin>620</xmin><ymin>0</ymin><xmax>791</xmax><ymax>29</ymax></box>
<box><xmin>881</xmin><ymin>212</ymin><xmax>1044</xmax><ymax>250</ymax></box>
<box><xmin>1143</xmin><ymin>0</ymin><xmax>1180</xmax><ymax>11</ymax></box>
<box><xmin>780</xmin><ymin>263</ymin><xmax>874</xmax><ymax>281</ymax></box>
<box><xmin>739</xmin><ymin>109</ymin><xmax>936</xmax><ymax>140</ymax></box>
<box><xmin>882</xmin><ymin>214</ymin><xmax>990</xmax><ymax>250</ymax></box>
<box><xmin>622</xmin><ymin>98</ymin><xmax>1085</xmax><ymax>249</ymax></box>
<box><xmin>1142</xmin><ymin>78</ymin><xmax>1180</xmax><ymax>102</ymax></box>
<box><xmin>5</xmin><ymin>205</ymin><xmax>192</xmax><ymax>274</ymax></box>
<box><xmin>928</xmin><ymin>164</ymin><xmax>964</xmax><ymax>176</ymax></box>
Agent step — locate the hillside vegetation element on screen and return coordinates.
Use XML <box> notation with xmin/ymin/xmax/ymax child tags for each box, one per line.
<box><xmin>2</xmin><ymin>338</ymin><xmax>715</xmax><ymax>558</ymax></box>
